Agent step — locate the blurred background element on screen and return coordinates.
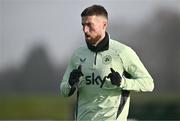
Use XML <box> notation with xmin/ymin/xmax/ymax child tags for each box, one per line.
<box><xmin>0</xmin><ymin>0</ymin><xmax>180</xmax><ymax>120</ymax></box>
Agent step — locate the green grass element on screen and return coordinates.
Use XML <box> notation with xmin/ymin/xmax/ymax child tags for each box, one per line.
<box><xmin>129</xmin><ymin>92</ymin><xmax>180</xmax><ymax>120</ymax></box>
<box><xmin>0</xmin><ymin>92</ymin><xmax>180</xmax><ymax>120</ymax></box>
<box><xmin>130</xmin><ymin>91</ymin><xmax>180</xmax><ymax>104</ymax></box>
<box><xmin>0</xmin><ymin>95</ymin><xmax>75</xmax><ymax>120</ymax></box>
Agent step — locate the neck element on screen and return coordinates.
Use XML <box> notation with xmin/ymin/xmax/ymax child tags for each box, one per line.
<box><xmin>86</xmin><ymin>32</ymin><xmax>109</xmax><ymax>52</ymax></box>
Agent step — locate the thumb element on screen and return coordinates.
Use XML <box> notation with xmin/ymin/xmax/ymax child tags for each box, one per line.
<box><xmin>77</xmin><ymin>65</ymin><xmax>84</xmax><ymax>76</ymax></box>
<box><xmin>107</xmin><ymin>73</ymin><xmax>111</xmax><ymax>78</ymax></box>
<box><xmin>110</xmin><ymin>68</ymin><xmax>115</xmax><ymax>73</ymax></box>
<box><xmin>77</xmin><ymin>65</ymin><xmax>81</xmax><ymax>71</ymax></box>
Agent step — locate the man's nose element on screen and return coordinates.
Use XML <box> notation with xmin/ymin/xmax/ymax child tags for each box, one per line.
<box><xmin>83</xmin><ymin>26</ymin><xmax>89</xmax><ymax>33</ymax></box>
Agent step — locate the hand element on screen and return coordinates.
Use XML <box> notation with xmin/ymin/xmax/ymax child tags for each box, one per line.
<box><xmin>69</xmin><ymin>65</ymin><xmax>84</xmax><ymax>86</ymax></box>
<box><xmin>107</xmin><ymin>68</ymin><xmax>122</xmax><ymax>86</ymax></box>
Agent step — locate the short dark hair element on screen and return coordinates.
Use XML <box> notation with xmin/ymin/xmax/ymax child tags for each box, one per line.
<box><xmin>81</xmin><ymin>5</ymin><xmax>108</xmax><ymax>19</ymax></box>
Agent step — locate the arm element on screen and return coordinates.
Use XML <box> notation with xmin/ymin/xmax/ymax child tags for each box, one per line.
<box><xmin>120</xmin><ymin>47</ymin><xmax>154</xmax><ymax>92</ymax></box>
<box><xmin>60</xmin><ymin>55</ymin><xmax>76</xmax><ymax>97</ymax></box>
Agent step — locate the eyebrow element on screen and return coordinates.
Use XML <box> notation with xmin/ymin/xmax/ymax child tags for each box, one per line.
<box><xmin>81</xmin><ymin>22</ymin><xmax>92</xmax><ymax>26</ymax></box>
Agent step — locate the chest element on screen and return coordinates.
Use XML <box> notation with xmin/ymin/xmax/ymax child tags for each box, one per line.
<box><xmin>74</xmin><ymin>50</ymin><xmax>124</xmax><ymax>77</ymax></box>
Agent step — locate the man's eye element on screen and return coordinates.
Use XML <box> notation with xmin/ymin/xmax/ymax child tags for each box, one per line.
<box><xmin>88</xmin><ymin>23</ymin><xmax>91</xmax><ymax>26</ymax></box>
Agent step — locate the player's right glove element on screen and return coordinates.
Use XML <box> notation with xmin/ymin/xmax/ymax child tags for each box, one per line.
<box><xmin>68</xmin><ymin>65</ymin><xmax>84</xmax><ymax>87</ymax></box>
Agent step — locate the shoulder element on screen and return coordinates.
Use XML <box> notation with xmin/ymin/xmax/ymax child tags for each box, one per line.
<box><xmin>68</xmin><ymin>46</ymin><xmax>87</xmax><ymax>64</ymax></box>
<box><xmin>70</xmin><ymin>46</ymin><xmax>89</xmax><ymax>60</ymax></box>
<box><xmin>109</xmin><ymin>39</ymin><xmax>133</xmax><ymax>54</ymax></box>
<box><xmin>73</xmin><ymin>46</ymin><xmax>88</xmax><ymax>55</ymax></box>
<box><xmin>109</xmin><ymin>39</ymin><xmax>140</xmax><ymax>67</ymax></box>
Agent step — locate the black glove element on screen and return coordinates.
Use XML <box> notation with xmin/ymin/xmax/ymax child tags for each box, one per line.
<box><xmin>107</xmin><ymin>68</ymin><xmax>122</xmax><ymax>86</ymax></box>
<box><xmin>69</xmin><ymin>65</ymin><xmax>84</xmax><ymax>86</ymax></box>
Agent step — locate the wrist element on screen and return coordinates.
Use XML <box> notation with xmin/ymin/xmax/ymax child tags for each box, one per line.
<box><xmin>68</xmin><ymin>84</ymin><xmax>76</xmax><ymax>96</ymax></box>
<box><xmin>117</xmin><ymin>82</ymin><xmax>121</xmax><ymax>87</ymax></box>
<box><xmin>119</xmin><ymin>77</ymin><xmax>125</xmax><ymax>89</ymax></box>
<box><xmin>70</xmin><ymin>83</ymin><xmax>77</xmax><ymax>88</ymax></box>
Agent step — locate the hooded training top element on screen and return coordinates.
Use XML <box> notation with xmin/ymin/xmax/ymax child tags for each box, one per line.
<box><xmin>60</xmin><ymin>33</ymin><xmax>154</xmax><ymax>121</ymax></box>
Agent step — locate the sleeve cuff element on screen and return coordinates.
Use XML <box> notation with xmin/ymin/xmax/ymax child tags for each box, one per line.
<box><xmin>120</xmin><ymin>76</ymin><xmax>126</xmax><ymax>89</ymax></box>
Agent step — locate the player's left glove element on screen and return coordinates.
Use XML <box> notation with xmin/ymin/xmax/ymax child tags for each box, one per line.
<box><xmin>107</xmin><ymin>68</ymin><xmax>122</xmax><ymax>86</ymax></box>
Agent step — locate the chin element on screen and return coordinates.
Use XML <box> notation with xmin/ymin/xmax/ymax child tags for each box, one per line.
<box><xmin>86</xmin><ymin>39</ymin><xmax>96</xmax><ymax>44</ymax></box>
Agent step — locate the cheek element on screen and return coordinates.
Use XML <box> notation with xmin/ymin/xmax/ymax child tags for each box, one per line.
<box><xmin>96</xmin><ymin>24</ymin><xmax>104</xmax><ymax>32</ymax></box>
<box><xmin>91</xmin><ymin>26</ymin><xmax>102</xmax><ymax>34</ymax></box>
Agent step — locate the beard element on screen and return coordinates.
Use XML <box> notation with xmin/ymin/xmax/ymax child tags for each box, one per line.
<box><xmin>85</xmin><ymin>34</ymin><xmax>102</xmax><ymax>45</ymax></box>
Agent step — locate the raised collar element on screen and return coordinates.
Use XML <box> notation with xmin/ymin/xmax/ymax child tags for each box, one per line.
<box><xmin>86</xmin><ymin>32</ymin><xmax>109</xmax><ymax>52</ymax></box>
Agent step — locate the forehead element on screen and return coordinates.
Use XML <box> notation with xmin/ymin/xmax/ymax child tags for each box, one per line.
<box><xmin>81</xmin><ymin>15</ymin><xmax>104</xmax><ymax>23</ymax></box>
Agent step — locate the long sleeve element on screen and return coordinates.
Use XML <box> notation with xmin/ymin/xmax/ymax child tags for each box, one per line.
<box><xmin>60</xmin><ymin>54</ymin><xmax>76</xmax><ymax>97</ymax></box>
<box><xmin>120</xmin><ymin>47</ymin><xmax>154</xmax><ymax>92</ymax></box>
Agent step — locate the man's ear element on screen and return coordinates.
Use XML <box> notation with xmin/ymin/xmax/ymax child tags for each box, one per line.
<box><xmin>103</xmin><ymin>20</ymin><xmax>108</xmax><ymax>30</ymax></box>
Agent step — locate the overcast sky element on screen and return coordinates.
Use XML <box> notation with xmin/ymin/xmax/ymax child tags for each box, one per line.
<box><xmin>0</xmin><ymin>0</ymin><xmax>180</xmax><ymax>71</ymax></box>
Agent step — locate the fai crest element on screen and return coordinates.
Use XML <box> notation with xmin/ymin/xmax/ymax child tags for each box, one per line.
<box><xmin>102</xmin><ymin>55</ymin><xmax>112</xmax><ymax>65</ymax></box>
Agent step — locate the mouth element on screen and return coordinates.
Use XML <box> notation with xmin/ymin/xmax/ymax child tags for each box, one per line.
<box><xmin>85</xmin><ymin>34</ymin><xmax>91</xmax><ymax>39</ymax></box>
<box><xmin>85</xmin><ymin>34</ymin><xmax>90</xmax><ymax>37</ymax></box>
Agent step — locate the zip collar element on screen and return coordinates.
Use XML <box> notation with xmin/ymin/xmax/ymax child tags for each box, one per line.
<box><xmin>86</xmin><ymin>32</ymin><xmax>109</xmax><ymax>52</ymax></box>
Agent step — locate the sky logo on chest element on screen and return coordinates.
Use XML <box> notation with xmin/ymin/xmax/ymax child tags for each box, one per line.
<box><xmin>85</xmin><ymin>72</ymin><xmax>107</xmax><ymax>88</ymax></box>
